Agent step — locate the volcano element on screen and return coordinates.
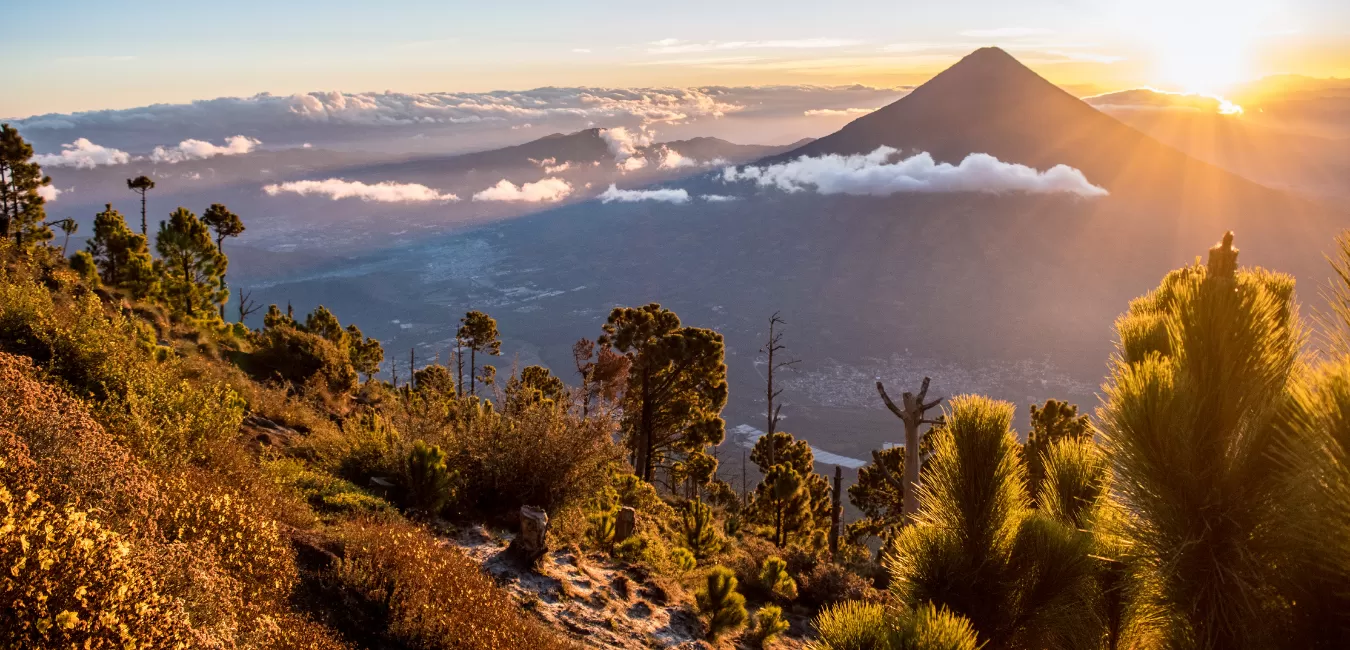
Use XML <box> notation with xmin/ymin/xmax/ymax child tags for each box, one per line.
<box><xmin>771</xmin><ymin>47</ymin><xmax>1286</xmax><ymax>205</ymax></box>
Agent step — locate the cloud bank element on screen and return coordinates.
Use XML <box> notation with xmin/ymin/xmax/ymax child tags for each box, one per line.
<box><xmin>803</xmin><ymin>108</ymin><xmax>875</xmax><ymax>117</ymax></box>
<box><xmin>151</xmin><ymin>135</ymin><xmax>261</xmax><ymax>163</ymax></box>
<box><xmin>472</xmin><ymin>178</ymin><xmax>573</xmax><ymax>202</ymax></box>
<box><xmin>32</xmin><ymin>138</ymin><xmax>131</xmax><ymax>168</ymax></box>
<box><xmin>722</xmin><ymin>147</ymin><xmax>1107</xmax><ymax>197</ymax></box>
<box><xmin>599</xmin><ymin>127</ymin><xmax>653</xmax><ymax>162</ymax></box>
<box><xmin>598</xmin><ymin>184</ymin><xmax>691</xmax><ymax>203</ymax></box>
<box><xmin>1084</xmin><ymin>88</ymin><xmax>1244</xmax><ymax>115</ymax></box>
<box><xmin>263</xmin><ymin>178</ymin><xmax>460</xmax><ymax>202</ymax></box>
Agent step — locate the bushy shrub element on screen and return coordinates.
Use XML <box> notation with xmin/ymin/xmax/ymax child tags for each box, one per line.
<box><xmin>749</xmin><ymin>605</ymin><xmax>791</xmax><ymax>647</ymax></box>
<box><xmin>332</xmin><ymin>520</ymin><xmax>577</xmax><ymax>649</ymax></box>
<box><xmin>264</xmin><ymin>457</ymin><xmax>395</xmax><ymax>519</ymax></box>
<box><xmin>0</xmin><ymin>485</ymin><xmax>192</xmax><ymax>648</ymax></box>
<box><xmin>809</xmin><ymin>600</ymin><xmax>889</xmax><ymax>650</ymax></box>
<box><xmin>696</xmin><ymin>566</ymin><xmax>748</xmax><ymax>640</ymax></box>
<box><xmin>799</xmin><ymin>561</ymin><xmax>876</xmax><ymax>609</ymax></box>
<box><xmin>156</xmin><ymin>472</ymin><xmax>299</xmax><ymax>604</ymax></box>
<box><xmin>251</xmin><ymin>325</ymin><xmax>358</xmax><ymax>396</ymax></box>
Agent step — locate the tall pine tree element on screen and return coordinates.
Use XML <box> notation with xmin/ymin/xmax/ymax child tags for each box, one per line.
<box><xmin>155</xmin><ymin>207</ymin><xmax>226</xmax><ymax>318</ymax></box>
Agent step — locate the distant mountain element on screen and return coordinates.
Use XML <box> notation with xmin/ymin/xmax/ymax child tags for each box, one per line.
<box><xmin>771</xmin><ymin>47</ymin><xmax>1280</xmax><ymax>203</ymax></box>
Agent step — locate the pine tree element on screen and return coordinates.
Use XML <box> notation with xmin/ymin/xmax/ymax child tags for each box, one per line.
<box><xmin>749</xmin><ymin>605</ymin><xmax>790</xmax><ymax>648</ymax></box>
<box><xmin>85</xmin><ymin>204</ymin><xmax>157</xmax><ymax>298</ymax></box>
<box><xmin>406</xmin><ymin>441</ymin><xmax>454</xmax><ymax>517</ymax></box>
<box><xmin>1098</xmin><ymin>232</ymin><xmax>1309</xmax><ymax>648</ymax></box>
<box><xmin>759</xmin><ymin>556</ymin><xmax>798</xmax><ymax>602</ymax></box>
<box><xmin>888</xmin><ymin>395</ymin><xmax>1098</xmax><ymax>649</ymax></box>
<box><xmin>0</xmin><ymin>124</ymin><xmax>54</xmax><ymax>248</ymax></box>
<box><xmin>155</xmin><ymin>207</ymin><xmax>225</xmax><ymax>318</ymax></box>
<box><xmin>457</xmin><ymin>310</ymin><xmax>501</xmax><ymax>397</ymax></box>
<box><xmin>125</xmin><ymin>175</ymin><xmax>155</xmax><ymax>236</ymax></box>
<box><xmin>1023</xmin><ymin>399</ymin><xmax>1091</xmax><ymax>504</ymax></box>
<box><xmin>696</xmin><ymin>566</ymin><xmax>747</xmax><ymax>640</ymax></box>
<box><xmin>847</xmin><ymin>445</ymin><xmax>907</xmax><ymax>544</ymax></box>
<box><xmin>681</xmin><ymin>497</ymin><xmax>721</xmax><ymax>559</ymax></box>
<box><xmin>599</xmin><ymin>303</ymin><xmax>728</xmax><ymax>482</ymax></box>
<box><xmin>346</xmin><ymin>324</ymin><xmax>384</xmax><ymax>383</ymax></box>
<box><xmin>750</xmin><ymin>429</ymin><xmax>831</xmax><ymax>543</ymax></box>
<box><xmin>201</xmin><ymin>203</ymin><xmax>244</xmax><ymax>319</ymax></box>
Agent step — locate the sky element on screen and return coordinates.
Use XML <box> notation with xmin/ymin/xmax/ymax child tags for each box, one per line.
<box><xmin>3</xmin><ymin>0</ymin><xmax>1349</xmax><ymax>119</ymax></box>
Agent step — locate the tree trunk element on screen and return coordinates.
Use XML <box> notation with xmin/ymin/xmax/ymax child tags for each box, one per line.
<box><xmin>470</xmin><ymin>347</ymin><xmax>477</xmax><ymax>397</ymax></box>
<box><xmin>140</xmin><ymin>191</ymin><xmax>147</xmax><ymax>237</ymax></box>
<box><xmin>903</xmin><ymin>418</ymin><xmax>921</xmax><ymax>517</ymax></box>
<box><xmin>637</xmin><ymin>364</ymin><xmax>652</xmax><ymax>481</ymax></box>
<box><xmin>829</xmin><ymin>466</ymin><xmax>842</xmax><ymax>558</ymax></box>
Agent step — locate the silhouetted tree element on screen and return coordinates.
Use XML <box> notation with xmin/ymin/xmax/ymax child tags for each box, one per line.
<box><xmin>457</xmin><ymin>310</ymin><xmax>501</xmax><ymax>397</ymax></box>
<box><xmin>599</xmin><ymin>303</ymin><xmax>728</xmax><ymax>482</ymax></box>
<box><xmin>573</xmin><ymin>337</ymin><xmax>630</xmax><ymax>418</ymax></box>
<box><xmin>155</xmin><ymin>207</ymin><xmax>225</xmax><ymax>317</ymax></box>
<box><xmin>237</xmin><ymin>288</ymin><xmax>262</xmax><ymax>323</ymax></box>
<box><xmin>201</xmin><ymin>203</ymin><xmax>244</xmax><ymax>319</ymax></box>
<box><xmin>55</xmin><ymin>218</ymin><xmax>77</xmax><ymax>256</ymax></box>
<box><xmin>759</xmin><ymin>311</ymin><xmax>799</xmax><ymax>467</ymax></box>
<box><xmin>125</xmin><ymin>175</ymin><xmax>155</xmax><ymax>236</ymax></box>
<box><xmin>750</xmin><ymin>431</ymin><xmax>831</xmax><ymax>542</ymax></box>
<box><xmin>0</xmin><ymin>124</ymin><xmax>54</xmax><ymax>248</ymax></box>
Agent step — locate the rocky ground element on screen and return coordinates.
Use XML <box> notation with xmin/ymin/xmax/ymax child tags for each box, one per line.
<box><xmin>450</xmin><ymin>526</ymin><xmax>808</xmax><ymax>650</ymax></box>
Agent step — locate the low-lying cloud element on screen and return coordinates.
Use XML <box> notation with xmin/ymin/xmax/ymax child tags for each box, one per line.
<box><xmin>32</xmin><ymin>138</ymin><xmax>131</xmax><ymax>168</ymax></box>
<box><xmin>803</xmin><ymin>108</ymin><xmax>875</xmax><ymax>117</ymax></box>
<box><xmin>472</xmin><ymin>177</ymin><xmax>572</xmax><ymax>202</ymax></box>
<box><xmin>722</xmin><ymin>147</ymin><xmax>1107</xmax><ymax>197</ymax></box>
<box><xmin>263</xmin><ymin>178</ymin><xmax>460</xmax><ymax>202</ymax></box>
<box><xmin>599</xmin><ymin>127</ymin><xmax>653</xmax><ymax>162</ymax></box>
<box><xmin>37</xmin><ymin>185</ymin><xmax>64</xmax><ymax>202</ymax></box>
<box><xmin>1084</xmin><ymin>88</ymin><xmax>1244</xmax><ymax>115</ymax></box>
<box><xmin>598</xmin><ymin>184</ymin><xmax>691</xmax><ymax>203</ymax></box>
<box><xmin>151</xmin><ymin>135</ymin><xmax>260</xmax><ymax>163</ymax></box>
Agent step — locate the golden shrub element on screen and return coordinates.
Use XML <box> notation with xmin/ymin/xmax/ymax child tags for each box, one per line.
<box><xmin>156</xmin><ymin>472</ymin><xmax>299</xmax><ymax>604</ymax></box>
<box><xmin>333</xmin><ymin>519</ymin><xmax>578</xmax><ymax>650</ymax></box>
<box><xmin>0</xmin><ymin>485</ymin><xmax>192</xmax><ymax>649</ymax></box>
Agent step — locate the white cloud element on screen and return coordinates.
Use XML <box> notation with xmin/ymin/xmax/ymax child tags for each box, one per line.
<box><xmin>1084</xmin><ymin>88</ymin><xmax>1244</xmax><ymax>115</ymax></box>
<box><xmin>959</xmin><ymin>27</ymin><xmax>1054</xmax><ymax>39</ymax></box>
<box><xmin>263</xmin><ymin>178</ymin><xmax>460</xmax><ymax>202</ymax></box>
<box><xmin>32</xmin><ymin>138</ymin><xmax>131</xmax><ymax>168</ymax></box>
<box><xmin>722</xmin><ymin>147</ymin><xmax>1107</xmax><ymax>197</ymax></box>
<box><xmin>803</xmin><ymin>108</ymin><xmax>875</xmax><ymax>117</ymax></box>
<box><xmin>572</xmin><ymin>48</ymin><xmax>592</xmax><ymax>53</ymax></box>
<box><xmin>529</xmin><ymin>157</ymin><xmax>573</xmax><ymax>173</ymax></box>
<box><xmin>658</xmin><ymin>147</ymin><xmax>699</xmax><ymax>169</ymax></box>
<box><xmin>37</xmin><ymin>185</ymin><xmax>63</xmax><ymax>201</ymax></box>
<box><xmin>599</xmin><ymin>126</ymin><xmax>653</xmax><ymax>161</ymax></box>
<box><xmin>620</xmin><ymin>157</ymin><xmax>649</xmax><ymax>172</ymax></box>
<box><xmin>598</xmin><ymin>184</ymin><xmax>690</xmax><ymax>203</ymax></box>
<box><xmin>700</xmin><ymin>194</ymin><xmax>738</xmax><ymax>202</ymax></box>
<box><xmin>151</xmin><ymin>135</ymin><xmax>260</xmax><ymax>163</ymax></box>
<box><xmin>472</xmin><ymin>177</ymin><xmax>573</xmax><ymax>202</ymax></box>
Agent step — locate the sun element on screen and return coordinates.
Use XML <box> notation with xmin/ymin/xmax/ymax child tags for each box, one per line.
<box><xmin>1114</xmin><ymin>0</ymin><xmax>1281</xmax><ymax>94</ymax></box>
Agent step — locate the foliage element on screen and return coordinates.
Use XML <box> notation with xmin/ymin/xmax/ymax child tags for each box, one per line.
<box><xmin>847</xmin><ymin>445</ymin><xmax>906</xmax><ymax>544</ymax></box>
<box><xmin>760</xmin><ymin>555</ymin><xmax>799</xmax><ymax>602</ymax></box>
<box><xmin>1035</xmin><ymin>437</ymin><xmax>1105</xmax><ymax>530</ymax></box>
<box><xmin>0</xmin><ymin>485</ymin><xmax>193</xmax><ymax>648</ymax></box>
<box><xmin>808</xmin><ymin>600</ymin><xmax>889</xmax><ymax>650</ymax></box>
<box><xmin>0</xmin><ymin>124</ymin><xmax>53</xmax><ymax>248</ymax></box>
<box><xmin>599</xmin><ymin>303</ymin><xmax>728</xmax><ymax>481</ymax></box>
<box><xmin>798</xmin><ymin>560</ymin><xmax>875</xmax><ymax>609</ymax></box>
<box><xmin>505</xmin><ymin>364</ymin><xmax>567</xmax><ymax>411</ymax></box>
<box><xmin>672</xmin><ymin>547</ymin><xmax>698</xmax><ymax>573</ymax></box>
<box><xmin>155</xmin><ymin>206</ymin><xmax>226</xmax><ymax>318</ymax></box>
<box><xmin>681</xmin><ymin>497</ymin><xmax>721</xmax><ymax>558</ymax></box>
<box><xmin>1023</xmin><ymin>399</ymin><xmax>1091</xmax><ymax>503</ymax></box>
<box><xmin>458</xmin><ymin>310</ymin><xmax>501</xmax><ymax>397</ymax></box>
<box><xmin>749</xmin><ymin>605</ymin><xmax>791</xmax><ymax>647</ymax></box>
<box><xmin>406</xmin><ymin>440</ymin><xmax>455</xmax><ymax>517</ymax></box>
<box><xmin>86</xmin><ymin>204</ymin><xmax>158</xmax><ymax>298</ymax></box>
<box><xmin>808</xmin><ymin>602</ymin><xmax>980</xmax><ymax>650</ymax></box>
<box><xmin>252</xmin><ymin>322</ymin><xmax>359</xmax><ymax>395</ymax></box>
<box><xmin>751</xmin><ymin>430</ymin><xmax>831</xmax><ymax>544</ymax></box>
<box><xmin>333</xmin><ymin>520</ymin><xmax>577</xmax><ymax>649</ymax></box>
<box><xmin>696</xmin><ymin>565</ymin><xmax>749</xmax><ymax>640</ymax></box>
<box><xmin>888</xmin><ymin>395</ymin><xmax>1097</xmax><ymax>649</ymax></box>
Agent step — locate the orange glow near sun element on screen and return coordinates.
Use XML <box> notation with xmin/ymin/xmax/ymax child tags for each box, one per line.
<box><xmin>1114</xmin><ymin>0</ymin><xmax>1283</xmax><ymax>93</ymax></box>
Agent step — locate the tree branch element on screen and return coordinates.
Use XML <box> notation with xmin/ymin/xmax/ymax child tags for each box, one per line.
<box><xmin>876</xmin><ymin>381</ymin><xmax>906</xmax><ymax>420</ymax></box>
<box><xmin>871</xmin><ymin>449</ymin><xmax>906</xmax><ymax>491</ymax></box>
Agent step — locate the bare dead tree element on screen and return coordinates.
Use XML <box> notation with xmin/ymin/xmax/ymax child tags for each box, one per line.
<box><xmin>760</xmin><ymin>311</ymin><xmax>800</xmax><ymax>467</ymax></box>
<box><xmin>829</xmin><ymin>465</ymin><xmax>842</xmax><ymax>558</ymax></box>
<box><xmin>874</xmin><ymin>377</ymin><xmax>944</xmax><ymax>521</ymax></box>
<box><xmin>237</xmin><ymin>288</ymin><xmax>262</xmax><ymax>323</ymax></box>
